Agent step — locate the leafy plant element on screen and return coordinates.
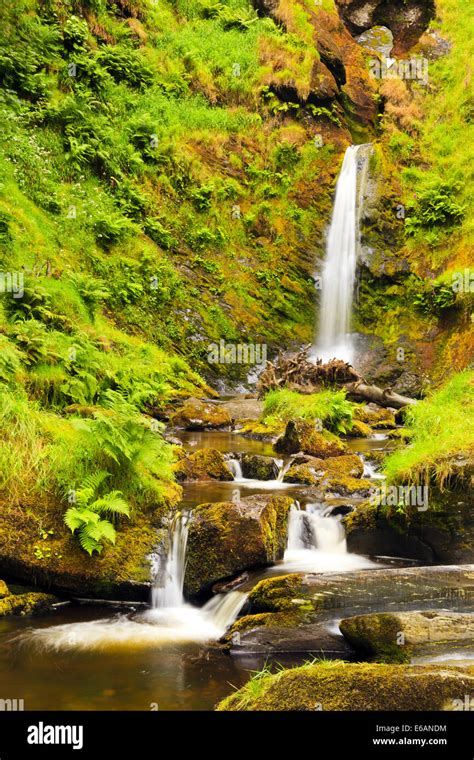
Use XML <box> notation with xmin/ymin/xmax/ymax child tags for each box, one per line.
<box><xmin>64</xmin><ymin>470</ymin><xmax>130</xmax><ymax>555</ymax></box>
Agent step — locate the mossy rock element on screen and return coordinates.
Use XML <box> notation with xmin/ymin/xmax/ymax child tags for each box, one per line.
<box><xmin>340</xmin><ymin>611</ymin><xmax>474</xmax><ymax>663</ymax></box>
<box><xmin>175</xmin><ymin>448</ymin><xmax>234</xmax><ymax>482</ymax></box>
<box><xmin>248</xmin><ymin>573</ymin><xmax>316</xmax><ymax>613</ymax></box>
<box><xmin>241</xmin><ymin>454</ymin><xmax>279</xmax><ymax>480</ymax></box>
<box><xmin>322</xmin><ymin>475</ymin><xmax>373</xmax><ymax>497</ymax></box>
<box><xmin>283</xmin><ymin>463</ymin><xmax>321</xmax><ymax>485</ymax></box>
<box><xmin>0</xmin><ymin>592</ymin><xmax>57</xmax><ymax>617</ymax></box>
<box><xmin>274</xmin><ymin>419</ymin><xmax>347</xmax><ymax>458</ymax></box>
<box><xmin>0</xmin><ymin>579</ymin><xmax>9</xmax><ymax>599</ymax></box>
<box><xmin>217</xmin><ymin>661</ymin><xmax>474</xmax><ymax>711</ymax></box>
<box><xmin>354</xmin><ymin>405</ymin><xmax>396</xmax><ymax>429</ymax></box>
<box><xmin>170</xmin><ymin>398</ymin><xmax>232</xmax><ymax>430</ymax></box>
<box><xmin>347</xmin><ymin>419</ymin><xmax>372</xmax><ymax>437</ymax></box>
<box><xmin>284</xmin><ymin>454</ymin><xmax>364</xmax><ymax>486</ymax></box>
<box><xmin>184</xmin><ymin>495</ymin><xmax>294</xmax><ymax>597</ymax></box>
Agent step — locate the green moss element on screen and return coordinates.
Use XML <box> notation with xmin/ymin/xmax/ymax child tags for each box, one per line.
<box><xmin>248</xmin><ymin>573</ymin><xmax>316</xmax><ymax>613</ymax></box>
<box><xmin>0</xmin><ymin>580</ymin><xmax>9</xmax><ymax>598</ymax></box>
<box><xmin>217</xmin><ymin>661</ymin><xmax>474</xmax><ymax>711</ymax></box>
<box><xmin>340</xmin><ymin>614</ymin><xmax>412</xmax><ymax>663</ymax></box>
<box><xmin>174</xmin><ymin>448</ymin><xmax>234</xmax><ymax>481</ymax></box>
<box><xmin>0</xmin><ymin>592</ymin><xmax>57</xmax><ymax>617</ymax></box>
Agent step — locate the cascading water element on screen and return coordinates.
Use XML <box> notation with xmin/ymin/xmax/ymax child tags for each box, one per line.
<box><xmin>151</xmin><ymin>511</ymin><xmax>189</xmax><ymax>609</ymax></box>
<box><xmin>282</xmin><ymin>502</ymin><xmax>376</xmax><ymax>572</ymax></box>
<box><xmin>313</xmin><ymin>144</ymin><xmax>369</xmax><ymax>364</ymax></box>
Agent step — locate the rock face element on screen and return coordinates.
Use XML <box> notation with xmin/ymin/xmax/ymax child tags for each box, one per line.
<box><xmin>169</xmin><ymin>398</ymin><xmax>232</xmax><ymax>430</ymax></box>
<box><xmin>274</xmin><ymin>420</ymin><xmax>347</xmax><ymax>457</ymax></box>
<box><xmin>174</xmin><ymin>448</ymin><xmax>234</xmax><ymax>481</ymax></box>
<box><xmin>334</xmin><ymin>0</ymin><xmax>436</xmax><ymax>55</ymax></box>
<box><xmin>217</xmin><ymin>661</ymin><xmax>474</xmax><ymax>711</ymax></box>
<box><xmin>340</xmin><ymin>611</ymin><xmax>474</xmax><ymax>662</ymax></box>
<box><xmin>184</xmin><ymin>495</ymin><xmax>294</xmax><ymax>597</ymax></box>
<box><xmin>241</xmin><ymin>454</ymin><xmax>279</xmax><ymax>481</ymax></box>
<box><xmin>344</xmin><ymin>495</ymin><xmax>474</xmax><ymax>564</ymax></box>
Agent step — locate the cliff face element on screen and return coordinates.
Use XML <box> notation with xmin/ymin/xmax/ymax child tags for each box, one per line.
<box><xmin>0</xmin><ymin>0</ymin><xmax>471</xmax><ymax>391</ymax></box>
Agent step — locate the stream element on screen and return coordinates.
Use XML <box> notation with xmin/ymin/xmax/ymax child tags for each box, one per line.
<box><xmin>2</xmin><ymin>426</ymin><xmax>471</xmax><ymax>710</ymax></box>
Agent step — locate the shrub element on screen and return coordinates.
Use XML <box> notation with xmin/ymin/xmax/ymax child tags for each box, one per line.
<box><xmin>263</xmin><ymin>388</ymin><xmax>355</xmax><ymax>434</ymax></box>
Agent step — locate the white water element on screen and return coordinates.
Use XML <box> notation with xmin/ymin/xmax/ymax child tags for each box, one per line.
<box><xmin>362</xmin><ymin>459</ymin><xmax>385</xmax><ymax>480</ymax></box>
<box><xmin>281</xmin><ymin>503</ymin><xmax>376</xmax><ymax>572</ymax></box>
<box><xmin>22</xmin><ymin>514</ymin><xmax>248</xmax><ymax>651</ymax></box>
<box><xmin>313</xmin><ymin>145</ymin><xmax>363</xmax><ymax>364</ymax></box>
<box><xmin>227</xmin><ymin>457</ymin><xmax>294</xmax><ymax>490</ymax></box>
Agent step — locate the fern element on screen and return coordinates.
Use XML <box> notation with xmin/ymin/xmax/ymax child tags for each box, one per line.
<box><xmin>64</xmin><ymin>470</ymin><xmax>130</xmax><ymax>555</ymax></box>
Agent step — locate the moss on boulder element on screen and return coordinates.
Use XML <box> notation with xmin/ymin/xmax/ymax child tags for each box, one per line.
<box><xmin>175</xmin><ymin>448</ymin><xmax>234</xmax><ymax>482</ymax></box>
<box><xmin>283</xmin><ymin>453</ymin><xmax>364</xmax><ymax>486</ymax></box>
<box><xmin>354</xmin><ymin>405</ymin><xmax>396</xmax><ymax>428</ymax></box>
<box><xmin>274</xmin><ymin>419</ymin><xmax>347</xmax><ymax>457</ymax></box>
<box><xmin>0</xmin><ymin>591</ymin><xmax>57</xmax><ymax>617</ymax></box>
<box><xmin>241</xmin><ymin>454</ymin><xmax>279</xmax><ymax>480</ymax></box>
<box><xmin>170</xmin><ymin>398</ymin><xmax>232</xmax><ymax>430</ymax></box>
<box><xmin>347</xmin><ymin>419</ymin><xmax>373</xmax><ymax>437</ymax></box>
<box><xmin>217</xmin><ymin>661</ymin><xmax>474</xmax><ymax>711</ymax></box>
<box><xmin>0</xmin><ymin>579</ymin><xmax>9</xmax><ymax>599</ymax></box>
<box><xmin>184</xmin><ymin>495</ymin><xmax>294</xmax><ymax>597</ymax></box>
<box><xmin>340</xmin><ymin>611</ymin><xmax>474</xmax><ymax>663</ymax></box>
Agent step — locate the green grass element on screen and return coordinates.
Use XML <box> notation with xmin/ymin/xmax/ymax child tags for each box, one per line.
<box><xmin>384</xmin><ymin>371</ymin><xmax>474</xmax><ymax>488</ymax></box>
<box><xmin>262</xmin><ymin>388</ymin><xmax>355</xmax><ymax>433</ymax></box>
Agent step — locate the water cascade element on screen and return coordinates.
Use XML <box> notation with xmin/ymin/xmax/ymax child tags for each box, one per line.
<box><xmin>151</xmin><ymin>511</ymin><xmax>189</xmax><ymax>609</ymax></box>
<box><xmin>313</xmin><ymin>144</ymin><xmax>370</xmax><ymax>364</ymax></box>
<box><xmin>282</xmin><ymin>503</ymin><xmax>376</xmax><ymax>572</ymax></box>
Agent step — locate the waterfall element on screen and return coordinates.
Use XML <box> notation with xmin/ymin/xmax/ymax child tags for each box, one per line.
<box><xmin>282</xmin><ymin>503</ymin><xmax>376</xmax><ymax>572</ymax></box>
<box><xmin>228</xmin><ymin>458</ymin><xmax>243</xmax><ymax>480</ymax></box>
<box><xmin>314</xmin><ymin>144</ymin><xmax>367</xmax><ymax>364</ymax></box>
<box><xmin>151</xmin><ymin>512</ymin><xmax>189</xmax><ymax>609</ymax></box>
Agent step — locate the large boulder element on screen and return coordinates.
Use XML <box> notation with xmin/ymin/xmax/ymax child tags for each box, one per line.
<box><xmin>340</xmin><ymin>611</ymin><xmax>474</xmax><ymax>662</ymax></box>
<box><xmin>283</xmin><ymin>453</ymin><xmax>366</xmax><ymax>490</ymax></box>
<box><xmin>184</xmin><ymin>495</ymin><xmax>294</xmax><ymax>597</ymax></box>
<box><xmin>169</xmin><ymin>398</ymin><xmax>232</xmax><ymax>430</ymax></box>
<box><xmin>174</xmin><ymin>448</ymin><xmax>234</xmax><ymax>482</ymax></box>
<box><xmin>217</xmin><ymin>661</ymin><xmax>474</xmax><ymax>711</ymax></box>
<box><xmin>274</xmin><ymin>420</ymin><xmax>347</xmax><ymax>457</ymax></box>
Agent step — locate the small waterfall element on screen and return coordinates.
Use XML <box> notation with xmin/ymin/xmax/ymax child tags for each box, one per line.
<box><xmin>228</xmin><ymin>458</ymin><xmax>243</xmax><ymax>481</ymax></box>
<box><xmin>201</xmin><ymin>590</ymin><xmax>248</xmax><ymax>631</ymax></box>
<box><xmin>314</xmin><ymin>144</ymin><xmax>370</xmax><ymax>364</ymax></box>
<box><xmin>151</xmin><ymin>512</ymin><xmax>189</xmax><ymax>609</ymax></box>
<box><xmin>276</xmin><ymin>458</ymin><xmax>291</xmax><ymax>483</ymax></box>
<box><xmin>282</xmin><ymin>503</ymin><xmax>376</xmax><ymax>572</ymax></box>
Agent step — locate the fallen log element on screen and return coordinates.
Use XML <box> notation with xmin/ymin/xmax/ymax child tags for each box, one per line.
<box><xmin>345</xmin><ymin>381</ymin><xmax>417</xmax><ymax>410</ymax></box>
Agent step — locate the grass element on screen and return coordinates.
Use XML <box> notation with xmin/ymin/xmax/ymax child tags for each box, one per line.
<box><xmin>262</xmin><ymin>388</ymin><xmax>355</xmax><ymax>433</ymax></box>
<box><xmin>384</xmin><ymin>371</ymin><xmax>474</xmax><ymax>488</ymax></box>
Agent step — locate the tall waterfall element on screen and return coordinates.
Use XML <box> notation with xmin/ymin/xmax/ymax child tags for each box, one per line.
<box><xmin>314</xmin><ymin>145</ymin><xmax>365</xmax><ymax>364</ymax></box>
<box><xmin>151</xmin><ymin>512</ymin><xmax>189</xmax><ymax>609</ymax></box>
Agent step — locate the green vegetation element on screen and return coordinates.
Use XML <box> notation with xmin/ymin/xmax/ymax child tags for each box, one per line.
<box><xmin>384</xmin><ymin>371</ymin><xmax>474</xmax><ymax>488</ymax></box>
<box><xmin>262</xmin><ymin>388</ymin><xmax>355</xmax><ymax>433</ymax></box>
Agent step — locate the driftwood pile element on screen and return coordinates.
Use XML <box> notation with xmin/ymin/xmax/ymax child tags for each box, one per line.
<box><xmin>257</xmin><ymin>345</ymin><xmax>417</xmax><ymax>410</ymax></box>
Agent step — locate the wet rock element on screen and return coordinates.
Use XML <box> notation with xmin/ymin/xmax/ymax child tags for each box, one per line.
<box><xmin>345</xmin><ymin>495</ymin><xmax>474</xmax><ymax>564</ymax></box>
<box><xmin>217</xmin><ymin>661</ymin><xmax>474</xmax><ymax>711</ymax></box>
<box><xmin>241</xmin><ymin>454</ymin><xmax>279</xmax><ymax>481</ymax></box>
<box><xmin>0</xmin><ymin>591</ymin><xmax>58</xmax><ymax>617</ymax></box>
<box><xmin>248</xmin><ymin>566</ymin><xmax>474</xmax><ymax>617</ymax></box>
<box><xmin>174</xmin><ymin>448</ymin><xmax>234</xmax><ymax>482</ymax></box>
<box><xmin>0</xmin><ymin>579</ymin><xmax>9</xmax><ymax>599</ymax></box>
<box><xmin>184</xmin><ymin>495</ymin><xmax>294</xmax><ymax>598</ymax></box>
<box><xmin>283</xmin><ymin>463</ymin><xmax>321</xmax><ymax>486</ymax></box>
<box><xmin>274</xmin><ymin>420</ymin><xmax>347</xmax><ymax>457</ymax></box>
<box><xmin>335</xmin><ymin>0</ymin><xmax>436</xmax><ymax>55</ymax></box>
<box><xmin>323</xmin><ymin>476</ymin><xmax>373</xmax><ymax>498</ymax></box>
<box><xmin>353</xmin><ymin>403</ymin><xmax>396</xmax><ymax>428</ymax></box>
<box><xmin>284</xmin><ymin>454</ymin><xmax>365</xmax><ymax>489</ymax></box>
<box><xmin>340</xmin><ymin>611</ymin><xmax>474</xmax><ymax>663</ymax></box>
<box><xmin>219</xmin><ymin>398</ymin><xmax>263</xmax><ymax>423</ymax></box>
<box><xmin>212</xmin><ymin>573</ymin><xmax>249</xmax><ymax>594</ymax></box>
<box><xmin>169</xmin><ymin>398</ymin><xmax>232</xmax><ymax>430</ymax></box>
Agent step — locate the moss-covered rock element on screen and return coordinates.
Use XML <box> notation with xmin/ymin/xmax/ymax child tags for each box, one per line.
<box><xmin>274</xmin><ymin>419</ymin><xmax>347</xmax><ymax>457</ymax></box>
<box><xmin>347</xmin><ymin>419</ymin><xmax>373</xmax><ymax>437</ymax></box>
<box><xmin>322</xmin><ymin>475</ymin><xmax>373</xmax><ymax>497</ymax></box>
<box><xmin>217</xmin><ymin>661</ymin><xmax>474</xmax><ymax>711</ymax></box>
<box><xmin>241</xmin><ymin>454</ymin><xmax>279</xmax><ymax>480</ymax></box>
<box><xmin>0</xmin><ymin>579</ymin><xmax>9</xmax><ymax>599</ymax></box>
<box><xmin>175</xmin><ymin>448</ymin><xmax>234</xmax><ymax>482</ymax></box>
<box><xmin>340</xmin><ymin>611</ymin><xmax>474</xmax><ymax>663</ymax></box>
<box><xmin>170</xmin><ymin>398</ymin><xmax>232</xmax><ymax>430</ymax></box>
<box><xmin>283</xmin><ymin>453</ymin><xmax>364</xmax><ymax>486</ymax></box>
<box><xmin>353</xmin><ymin>405</ymin><xmax>396</xmax><ymax>428</ymax></box>
<box><xmin>282</xmin><ymin>463</ymin><xmax>321</xmax><ymax>485</ymax></box>
<box><xmin>0</xmin><ymin>592</ymin><xmax>57</xmax><ymax>617</ymax></box>
<box><xmin>184</xmin><ymin>495</ymin><xmax>294</xmax><ymax>597</ymax></box>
